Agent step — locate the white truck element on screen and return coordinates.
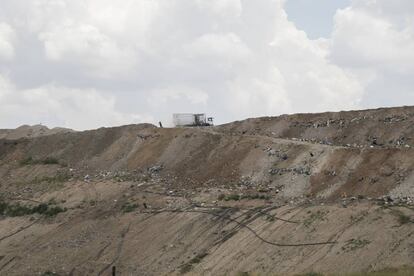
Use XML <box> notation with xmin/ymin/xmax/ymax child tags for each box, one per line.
<box><xmin>173</xmin><ymin>113</ymin><xmax>214</xmax><ymax>127</ymax></box>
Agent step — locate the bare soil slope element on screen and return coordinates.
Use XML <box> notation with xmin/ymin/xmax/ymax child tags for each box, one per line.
<box><xmin>0</xmin><ymin>107</ymin><xmax>413</xmax><ymax>275</ymax></box>
<box><xmin>0</xmin><ymin>125</ymin><xmax>74</xmax><ymax>140</ymax></box>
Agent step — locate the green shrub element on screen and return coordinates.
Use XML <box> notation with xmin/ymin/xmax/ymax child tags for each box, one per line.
<box><xmin>0</xmin><ymin>201</ymin><xmax>66</xmax><ymax>217</ymax></box>
<box><xmin>242</xmin><ymin>194</ymin><xmax>271</xmax><ymax>200</ymax></box>
<box><xmin>32</xmin><ymin>203</ymin><xmax>49</xmax><ymax>214</ymax></box>
<box><xmin>0</xmin><ymin>201</ymin><xmax>7</xmax><ymax>214</ymax></box>
<box><xmin>4</xmin><ymin>203</ymin><xmax>33</xmax><ymax>217</ymax></box>
<box><xmin>42</xmin><ymin>157</ymin><xmax>60</xmax><ymax>165</ymax></box>
<box><xmin>390</xmin><ymin>209</ymin><xmax>412</xmax><ymax>225</ymax></box>
<box><xmin>20</xmin><ymin>156</ymin><xmax>62</xmax><ymax>166</ymax></box>
<box><xmin>190</xmin><ymin>252</ymin><xmax>208</xmax><ymax>264</ymax></box>
<box><xmin>31</xmin><ymin>172</ymin><xmax>71</xmax><ymax>184</ymax></box>
<box><xmin>303</xmin><ymin>210</ymin><xmax>328</xmax><ymax>228</ymax></box>
<box><xmin>179</xmin><ymin>252</ymin><xmax>208</xmax><ymax>274</ymax></box>
<box><xmin>179</xmin><ymin>263</ymin><xmax>193</xmax><ymax>274</ymax></box>
<box><xmin>44</xmin><ymin>206</ymin><xmax>66</xmax><ymax>217</ymax></box>
<box><xmin>397</xmin><ymin>213</ymin><xmax>411</xmax><ymax>225</ymax></box>
<box><xmin>122</xmin><ymin>203</ymin><xmax>138</xmax><ymax>213</ymax></box>
<box><xmin>220</xmin><ymin>194</ymin><xmax>270</xmax><ymax>201</ymax></box>
<box><xmin>342</xmin><ymin>238</ymin><xmax>371</xmax><ymax>252</ymax></box>
<box><xmin>19</xmin><ymin>156</ymin><xmax>35</xmax><ymax>166</ymax></box>
<box><xmin>224</xmin><ymin>194</ymin><xmax>241</xmax><ymax>201</ymax></box>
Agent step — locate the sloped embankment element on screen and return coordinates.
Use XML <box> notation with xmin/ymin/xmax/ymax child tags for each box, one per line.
<box><xmin>0</xmin><ymin>200</ymin><xmax>413</xmax><ymax>275</ymax></box>
<box><xmin>217</xmin><ymin>106</ymin><xmax>414</xmax><ymax>148</ymax></box>
<box><xmin>0</xmin><ymin>106</ymin><xmax>413</xmax><ymax>275</ymax></box>
<box><xmin>1</xmin><ymin>119</ymin><xmax>414</xmax><ymax>200</ymax></box>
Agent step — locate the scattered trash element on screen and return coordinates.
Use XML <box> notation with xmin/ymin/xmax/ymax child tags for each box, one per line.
<box><xmin>149</xmin><ymin>165</ymin><xmax>163</xmax><ymax>174</ymax></box>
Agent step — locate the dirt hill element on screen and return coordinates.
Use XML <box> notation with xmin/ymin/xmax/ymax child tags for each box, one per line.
<box><xmin>0</xmin><ymin>125</ymin><xmax>74</xmax><ymax>140</ymax></box>
<box><xmin>0</xmin><ymin>107</ymin><xmax>413</xmax><ymax>275</ymax></box>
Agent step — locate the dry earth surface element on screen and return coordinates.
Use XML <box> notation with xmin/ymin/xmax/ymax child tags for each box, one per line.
<box><xmin>0</xmin><ymin>125</ymin><xmax>73</xmax><ymax>140</ymax></box>
<box><xmin>0</xmin><ymin>106</ymin><xmax>413</xmax><ymax>276</ymax></box>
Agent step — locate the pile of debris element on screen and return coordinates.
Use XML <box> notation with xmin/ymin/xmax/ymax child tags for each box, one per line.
<box><xmin>377</xmin><ymin>196</ymin><xmax>414</xmax><ymax>206</ymax></box>
<box><xmin>269</xmin><ymin>167</ymin><xmax>311</xmax><ymax>176</ymax></box>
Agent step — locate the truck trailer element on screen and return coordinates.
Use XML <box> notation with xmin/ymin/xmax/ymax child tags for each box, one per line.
<box><xmin>173</xmin><ymin>113</ymin><xmax>214</xmax><ymax>127</ymax></box>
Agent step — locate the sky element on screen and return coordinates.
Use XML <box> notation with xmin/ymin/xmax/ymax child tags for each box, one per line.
<box><xmin>285</xmin><ymin>0</ymin><xmax>351</xmax><ymax>39</ymax></box>
<box><xmin>0</xmin><ymin>0</ymin><xmax>413</xmax><ymax>130</ymax></box>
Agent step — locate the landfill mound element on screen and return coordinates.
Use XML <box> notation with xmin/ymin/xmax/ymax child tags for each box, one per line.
<box><xmin>0</xmin><ymin>124</ymin><xmax>74</xmax><ymax>140</ymax></box>
<box><xmin>217</xmin><ymin>106</ymin><xmax>414</xmax><ymax>148</ymax></box>
<box><xmin>0</xmin><ymin>106</ymin><xmax>413</xmax><ymax>275</ymax></box>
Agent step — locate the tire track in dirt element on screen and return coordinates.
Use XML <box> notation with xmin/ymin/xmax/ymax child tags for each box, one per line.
<box><xmin>97</xmin><ymin>222</ymin><xmax>131</xmax><ymax>276</ymax></box>
<box><xmin>298</xmin><ymin>205</ymin><xmax>377</xmax><ymax>272</ymax></box>
<box><xmin>0</xmin><ymin>219</ymin><xmax>40</xmax><ymax>243</ymax></box>
<box><xmin>143</xmin><ymin>208</ymin><xmax>336</xmax><ymax>247</ymax></box>
<box><xmin>371</xmin><ymin>229</ymin><xmax>414</xmax><ymax>270</ymax></box>
<box><xmin>0</xmin><ymin>256</ymin><xmax>17</xmax><ymax>272</ymax></box>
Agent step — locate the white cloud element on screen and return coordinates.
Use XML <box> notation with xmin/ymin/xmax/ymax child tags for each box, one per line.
<box><xmin>39</xmin><ymin>22</ymin><xmax>138</xmax><ymax>76</ymax></box>
<box><xmin>0</xmin><ymin>74</ymin><xmax>153</xmax><ymax>130</ymax></box>
<box><xmin>0</xmin><ymin>74</ymin><xmax>12</xmax><ymax>100</ymax></box>
<box><xmin>195</xmin><ymin>0</ymin><xmax>242</xmax><ymax>17</ymax></box>
<box><xmin>224</xmin><ymin>5</ymin><xmax>363</xmax><ymax>117</ymax></box>
<box><xmin>185</xmin><ymin>33</ymin><xmax>251</xmax><ymax>62</ymax></box>
<box><xmin>330</xmin><ymin>0</ymin><xmax>414</xmax><ymax>107</ymax></box>
<box><xmin>332</xmin><ymin>6</ymin><xmax>414</xmax><ymax>72</ymax></box>
<box><xmin>0</xmin><ymin>22</ymin><xmax>15</xmax><ymax>61</ymax></box>
<box><xmin>1</xmin><ymin>0</ymin><xmax>412</xmax><ymax>129</ymax></box>
<box><xmin>148</xmin><ymin>86</ymin><xmax>209</xmax><ymax>107</ymax></box>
